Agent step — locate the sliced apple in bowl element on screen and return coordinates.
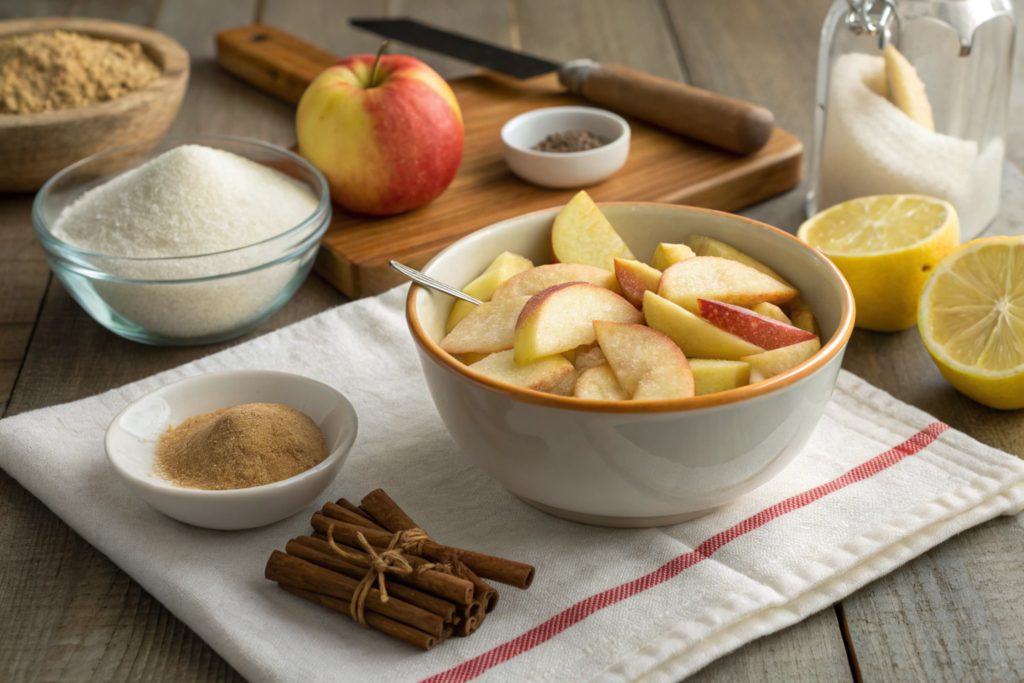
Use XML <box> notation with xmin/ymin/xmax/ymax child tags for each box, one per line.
<box><xmin>643</xmin><ymin>291</ymin><xmax>763</xmax><ymax>360</ymax></box>
<box><xmin>493</xmin><ymin>262</ymin><xmax>621</xmax><ymax>300</ymax></box>
<box><xmin>651</xmin><ymin>243</ymin><xmax>696</xmax><ymax>271</ymax></box>
<box><xmin>447</xmin><ymin>251</ymin><xmax>533</xmax><ymax>332</ymax></box>
<box><xmin>468</xmin><ymin>349</ymin><xmax>574</xmax><ymax>392</ymax></box>
<box><xmin>658</xmin><ymin>257</ymin><xmax>799</xmax><ymax>314</ymax></box>
<box><xmin>514</xmin><ymin>283</ymin><xmax>643</xmax><ymax>363</ymax></box>
<box><xmin>741</xmin><ymin>338</ymin><xmax>821</xmax><ymax>384</ymax></box>
<box><xmin>594</xmin><ymin>321</ymin><xmax>695</xmax><ymax>400</ymax></box>
<box><xmin>689</xmin><ymin>359</ymin><xmax>751</xmax><ymax>396</ymax></box>
<box><xmin>682</xmin><ymin>234</ymin><xmax>790</xmax><ymax>285</ymax></box>
<box><xmin>698</xmin><ymin>299</ymin><xmax>817</xmax><ymax>350</ymax></box>
<box><xmin>614</xmin><ymin>258</ymin><xmax>661</xmax><ymax>308</ymax></box>
<box><xmin>574</xmin><ymin>363</ymin><xmax>630</xmax><ymax>400</ymax></box>
<box><xmin>440</xmin><ymin>295</ymin><xmax>530</xmax><ymax>355</ymax></box>
<box><xmin>551</xmin><ymin>190</ymin><xmax>634</xmax><ymax>270</ymax></box>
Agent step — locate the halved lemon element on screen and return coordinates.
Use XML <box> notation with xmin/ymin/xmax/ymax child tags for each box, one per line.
<box><xmin>918</xmin><ymin>237</ymin><xmax>1024</xmax><ymax>410</ymax></box>
<box><xmin>798</xmin><ymin>195</ymin><xmax>960</xmax><ymax>331</ymax></box>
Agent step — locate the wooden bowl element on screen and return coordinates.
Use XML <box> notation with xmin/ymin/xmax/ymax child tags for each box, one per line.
<box><xmin>0</xmin><ymin>17</ymin><xmax>189</xmax><ymax>192</ymax></box>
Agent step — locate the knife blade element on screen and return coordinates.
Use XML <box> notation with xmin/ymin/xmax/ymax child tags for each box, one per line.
<box><xmin>349</xmin><ymin>18</ymin><xmax>559</xmax><ymax>80</ymax></box>
<box><xmin>349</xmin><ymin>17</ymin><xmax>774</xmax><ymax>155</ymax></box>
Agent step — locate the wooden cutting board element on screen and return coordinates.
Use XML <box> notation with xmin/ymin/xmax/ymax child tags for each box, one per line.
<box><xmin>217</xmin><ymin>25</ymin><xmax>803</xmax><ymax>299</ymax></box>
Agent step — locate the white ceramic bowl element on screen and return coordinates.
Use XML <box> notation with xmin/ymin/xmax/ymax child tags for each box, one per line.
<box><xmin>501</xmin><ymin>106</ymin><xmax>630</xmax><ymax>188</ymax></box>
<box><xmin>105</xmin><ymin>370</ymin><xmax>358</xmax><ymax>530</ymax></box>
<box><xmin>407</xmin><ymin>203</ymin><xmax>855</xmax><ymax>527</ymax></box>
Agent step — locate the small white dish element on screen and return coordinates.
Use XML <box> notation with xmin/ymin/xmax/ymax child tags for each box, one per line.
<box><xmin>501</xmin><ymin>106</ymin><xmax>630</xmax><ymax>188</ymax></box>
<box><xmin>105</xmin><ymin>370</ymin><xmax>358</xmax><ymax>530</ymax></box>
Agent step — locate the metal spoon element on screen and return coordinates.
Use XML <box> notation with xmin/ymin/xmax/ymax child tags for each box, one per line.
<box><xmin>390</xmin><ymin>261</ymin><xmax>482</xmax><ymax>306</ymax></box>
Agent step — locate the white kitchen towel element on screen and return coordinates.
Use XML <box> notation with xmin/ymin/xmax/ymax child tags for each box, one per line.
<box><xmin>2</xmin><ymin>284</ymin><xmax>1023</xmax><ymax>683</ymax></box>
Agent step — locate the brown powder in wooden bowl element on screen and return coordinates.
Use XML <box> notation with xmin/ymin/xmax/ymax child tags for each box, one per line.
<box><xmin>154</xmin><ymin>403</ymin><xmax>328</xmax><ymax>491</ymax></box>
<box><xmin>0</xmin><ymin>30</ymin><xmax>161</xmax><ymax>114</ymax></box>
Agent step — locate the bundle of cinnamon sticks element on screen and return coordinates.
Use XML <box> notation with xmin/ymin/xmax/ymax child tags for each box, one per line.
<box><xmin>265</xmin><ymin>489</ymin><xmax>535</xmax><ymax>650</ymax></box>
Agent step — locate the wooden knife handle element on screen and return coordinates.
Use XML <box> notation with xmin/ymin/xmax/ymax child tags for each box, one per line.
<box><xmin>560</xmin><ymin>62</ymin><xmax>774</xmax><ymax>155</ymax></box>
<box><xmin>216</xmin><ymin>25</ymin><xmax>338</xmax><ymax>104</ymax></box>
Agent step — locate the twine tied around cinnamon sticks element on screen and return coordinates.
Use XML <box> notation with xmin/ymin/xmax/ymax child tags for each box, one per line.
<box><xmin>326</xmin><ymin>524</ymin><xmax>465</xmax><ymax>626</ymax></box>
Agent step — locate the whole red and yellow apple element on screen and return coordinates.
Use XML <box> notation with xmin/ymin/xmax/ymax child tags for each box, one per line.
<box><xmin>296</xmin><ymin>47</ymin><xmax>463</xmax><ymax>216</ymax></box>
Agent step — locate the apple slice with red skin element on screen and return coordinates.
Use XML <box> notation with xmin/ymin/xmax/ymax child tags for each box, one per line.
<box><xmin>514</xmin><ymin>283</ymin><xmax>643</xmax><ymax>363</ymax></box>
<box><xmin>493</xmin><ymin>263</ymin><xmax>621</xmax><ymax>300</ymax></box>
<box><xmin>643</xmin><ymin>291</ymin><xmax>764</xmax><ymax>360</ymax></box>
<box><xmin>614</xmin><ymin>258</ymin><xmax>662</xmax><ymax>308</ymax></box>
<box><xmin>697</xmin><ymin>299</ymin><xmax>817</xmax><ymax>351</ymax></box>
<box><xmin>593</xmin><ymin>321</ymin><xmax>695</xmax><ymax>400</ymax></box>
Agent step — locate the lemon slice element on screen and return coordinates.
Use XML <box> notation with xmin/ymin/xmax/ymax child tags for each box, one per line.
<box><xmin>798</xmin><ymin>195</ymin><xmax>960</xmax><ymax>331</ymax></box>
<box><xmin>918</xmin><ymin>237</ymin><xmax>1024</xmax><ymax>410</ymax></box>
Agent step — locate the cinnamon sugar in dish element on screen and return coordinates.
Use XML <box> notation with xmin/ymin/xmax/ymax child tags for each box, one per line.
<box><xmin>154</xmin><ymin>403</ymin><xmax>328</xmax><ymax>490</ymax></box>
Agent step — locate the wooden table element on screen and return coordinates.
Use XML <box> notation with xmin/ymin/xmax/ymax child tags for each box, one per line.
<box><xmin>2</xmin><ymin>1</ymin><xmax>1023</xmax><ymax>680</ymax></box>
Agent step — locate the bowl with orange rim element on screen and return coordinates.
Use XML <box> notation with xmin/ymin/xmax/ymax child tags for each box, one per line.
<box><xmin>406</xmin><ymin>202</ymin><xmax>855</xmax><ymax>527</ymax></box>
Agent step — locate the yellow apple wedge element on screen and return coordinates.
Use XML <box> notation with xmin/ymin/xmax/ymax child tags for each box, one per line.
<box><xmin>651</xmin><ymin>243</ymin><xmax>696</xmax><ymax>271</ymax></box>
<box><xmin>469</xmin><ymin>349</ymin><xmax>574</xmax><ymax>392</ymax></box>
<box><xmin>790</xmin><ymin>298</ymin><xmax>822</xmax><ymax>337</ymax></box>
<box><xmin>689</xmin><ymin>359</ymin><xmax>751</xmax><ymax>396</ymax></box>
<box><xmin>514</xmin><ymin>283</ymin><xmax>643</xmax><ymax>363</ymax></box>
<box><xmin>741</xmin><ymin>338</ymin><xmax>821</xmax><ymax>384</ymax></box>
<box><xmin>493</xmin><ymin>263</ymin><xmax>621</xmax><ymax>300</ymax></box>
<box><xmin>455</xmin><ymin>352</ymin><xmax>490</xmax><ymax>365</ymax></box>
<box><xmin>643</xmin><ymin>291</ymin><xmax>764</xmax><ymax>360</ymax></box>
<box><xmin>447</xmin><ymin>252</ymin><xmax>533</xmax><ymax>332</ymax></box>
<box><xmin>682</xmin><ymin>234</ymin><xmax>790</xmax><ymax>285</ymax></box>
<box><xmin>658</xmin><ymin>257</ymin><xmax>799</xmax><ymax>314</ymax></box>
<box><xmin>551</xmin><ymin>191</ymin><xmax>635</xmax><ymax>270</ymax></box>
<box><xmin>593</xmin><ymin>321</ymin><xmax>695</xmax><ymax>400</ymax></box>
<box><xmin>574</xmin><ymin>364</ymin><xmax>630</xmax><ymax>400</ymax></box>
<box><xmin>440</xmin><ymin>295</ymin><xmax>530</xmax><ymax>355</ymax></box>
<box><xmin>614</xmin><ymin>258</ymin><xmax>661</xmax><ymax>308</ymax></box>
<box><xmin>752</xmin><ymin>302</ymin><xmax>791</xmax><ymax>324</ymax></box>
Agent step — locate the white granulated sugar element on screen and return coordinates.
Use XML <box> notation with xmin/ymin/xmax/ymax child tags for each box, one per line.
<box><xmin>53</xmin><ymin>144</ymin><xmax>319</xmax><ymax>258</ymax></box>
<box><xmin>820</xmin><ymin>54</ymin><xmax>1002</xmax><ymax>239</ymax></box>
<box><xmin>50</xmin><ymin>145</ymin><xmax>324</xmax><ymax>341</ymax></box>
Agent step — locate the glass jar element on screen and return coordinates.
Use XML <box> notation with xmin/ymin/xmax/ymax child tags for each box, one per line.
<box><xmin>807</xmin><ymin>0</ymin><xmax>1014</xmax><ymax>239</ymax></box>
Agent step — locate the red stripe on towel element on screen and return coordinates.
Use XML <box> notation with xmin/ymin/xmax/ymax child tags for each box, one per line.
<box><xmin>422</xmin><ymin>422</ymin><xmax>949</xmax><ymax>683</ymax></box>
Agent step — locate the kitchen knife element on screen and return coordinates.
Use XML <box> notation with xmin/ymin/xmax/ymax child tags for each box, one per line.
<box><xmin>349</xmin><ymin>17</ymin><xmax>774</xmax><ymax>155</ymax></box>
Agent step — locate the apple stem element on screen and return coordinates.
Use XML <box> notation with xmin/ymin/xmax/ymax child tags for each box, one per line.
<box><xmin>368</xmin><ymin>40</ymin><xmax>390</xmax><ymax>88</ymax></box>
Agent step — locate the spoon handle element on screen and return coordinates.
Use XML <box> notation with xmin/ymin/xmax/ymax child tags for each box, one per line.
<box><xmin>390</xmin><ymin>261</ymin><xmax>482</xmax><ymax>306</ymax></box>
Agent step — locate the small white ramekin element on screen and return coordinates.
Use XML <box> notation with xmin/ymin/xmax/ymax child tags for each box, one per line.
<box><xmin>501</xmin><ymin>106</ymin><xmax>630</xmax><ymax>188</ymax></box>
<box><xmin>105</xmin><ymin>370</ymin><xmax>358</xmax><ymax>530</ymax></box>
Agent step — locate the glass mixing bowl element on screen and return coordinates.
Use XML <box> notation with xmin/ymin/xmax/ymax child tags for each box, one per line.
<box><xmin>33</xmin><ymin>135</ymin><xmax>331</xmax><ymax>346</ymax></box>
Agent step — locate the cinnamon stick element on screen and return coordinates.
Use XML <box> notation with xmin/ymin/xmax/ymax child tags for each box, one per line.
<box><xmin>310</xmin><ymin>515</ymin><xmax>534</xmax><ymax>589</ymax></box>
<box><xmin>284</xmin><ymin>539</ymin><xmax>457</xmax><ymax>621</ymax></box>
<box><xmin>279</xmin><ymin>585</ymin><xmax>441</xmax><ymax>651</ymax></box>
<box><xmin>289</xmin><ymin>535</ymin><xmax>472</xmax><ymax>606</ymax></box>
<box><xmin>336</xmin><ymin>498</ymin><xmax>386</xmax><ymax>529</ymax></box>
<box><xmin>266</xmin><ymin>551</ymin><xmax>446</xmax><ymax>637</ymax></box>
<box><xmin>360</xmin><ymin>489</ymin><xmax>500</xmax><ymax>612</ymax></box>
<box><xmin>321</xmin><ymin>502</ymin><xmax>384</xmax><ymax>531</ymax></box>
<box><xmin>453</xmin><ymin>614</ymin><xmax>479</xmax><ymax>638</ymax></box>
